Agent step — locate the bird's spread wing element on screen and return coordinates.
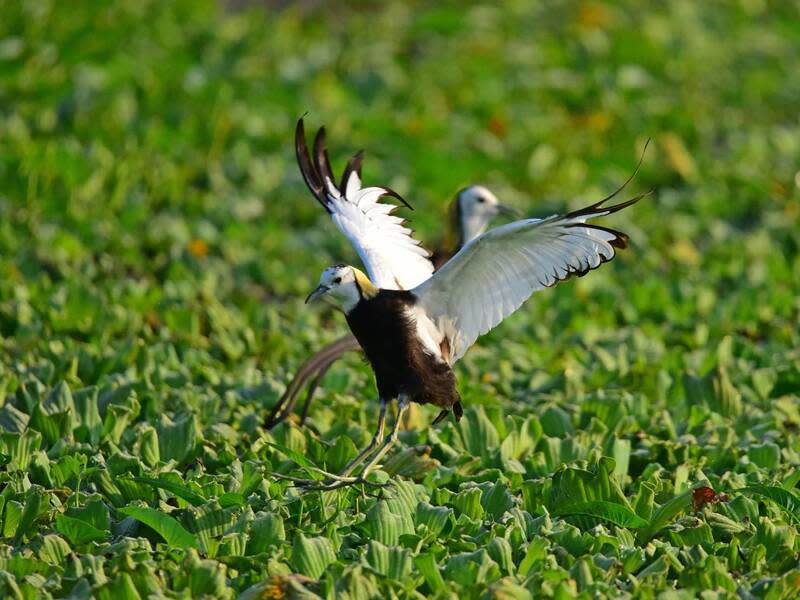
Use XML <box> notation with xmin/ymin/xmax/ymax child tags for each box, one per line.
<box><xmin>296</xmin><ymin>119</ymin><xmax>434</xmax><ymax>290</ymax></box>
<box><xmin>412</xmin><ymin>183</ymin><xmax>648</xmax><ymax>364</ymax></box>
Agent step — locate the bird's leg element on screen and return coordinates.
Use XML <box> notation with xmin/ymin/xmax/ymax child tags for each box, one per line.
<box><xmin>290</xmin><ymin>397</ymin><xmax>407</xmax><ymax>491</ymax></box>
<box><xmin>292</xmin><ymin>399</ymin><xmax>388</xmax><ymax>485</ymax></box>
<box><xmin>338</xmin><ymin>399</ymin><xmax>388</xmax><ymax>477</ymax></box>
<box><xmin>357</xmin><ymin>395</ymin><xmax>409</xmax><ymax>480</ymax></box>
<box><xmin>275</xmin><ymin>398</ymin><xmax>411</xmax><ymax>492</ymax></box>
<box><xmin>271</xmin><ymin>399</ymin><xmax>389</xmax><ymax>489</ymax></box>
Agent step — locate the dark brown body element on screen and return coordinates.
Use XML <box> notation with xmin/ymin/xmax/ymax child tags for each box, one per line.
<box><xmin>346</xmin><ymin>289</ymin><xmax>461</xmax><ymax>415</ymax></box>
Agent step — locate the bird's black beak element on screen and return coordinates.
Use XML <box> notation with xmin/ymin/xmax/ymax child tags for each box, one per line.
<box><xmin>496</xmin><ymin>203</ymin><xmax>520</xmax><ymax>217</ymax></box>
<box><xmin>305</xmin><ymin>285</ymin><xmax>329</xmax><ymax>304</ymax></box>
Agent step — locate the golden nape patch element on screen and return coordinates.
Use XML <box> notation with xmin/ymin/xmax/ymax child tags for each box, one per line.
<box><xmin>352</xmin><ymin>267</ymin><xmax>379</xmax><ymax>299</ymax></box>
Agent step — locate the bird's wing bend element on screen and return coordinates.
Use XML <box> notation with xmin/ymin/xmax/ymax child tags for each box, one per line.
<box><xmin>296</xmin><ymin>119</ymin><xmax>434</xmax><ymax>290</ymax></box>
<box><xmin>413</xmin><ymin>186</ymin><xmax>648</xmax><ymax>364</ymax></box>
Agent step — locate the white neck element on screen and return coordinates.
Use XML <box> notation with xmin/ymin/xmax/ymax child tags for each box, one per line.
<box><xmin>323</xmin><ymin>281</ymin><xmax>362</xmax><ymax>314</ymax></box>
<box><xmin>460</xmin><ymin>212</ymin><xmax>491</xmax><ymax>244</ymax></box>
<box><xmin>339</xmin><ymin>283</ymin><xmax>362</xmax><ymax>313</ymax></box>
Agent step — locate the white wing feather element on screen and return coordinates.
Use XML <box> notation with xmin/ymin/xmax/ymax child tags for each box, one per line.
<box><xmin>296</xmin><ymin>120</ymin><xmax>434</xmax><ymax>290</ymax></box>
<box><xmin>412</xmin><ymin>193</ymin><xmax>645</xmax><ymax>364</ymax></box>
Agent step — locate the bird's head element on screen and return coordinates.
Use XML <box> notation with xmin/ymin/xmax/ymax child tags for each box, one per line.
<box><xmin>305</xmin><ymin>264</ymin><xmax>378</xmax><ymax>312</ymax></box>
<box><xmin>456</xmin><ymin>186</ymin><xmax>517</xmax><ymax>243</ymax></box>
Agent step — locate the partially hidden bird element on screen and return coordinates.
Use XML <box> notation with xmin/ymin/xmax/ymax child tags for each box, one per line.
<box><xmin>283</xmin><ymin>118</ymin><xmax>648</xmax><ymax>490</ymax></box>
<box><xmin>265</xmin><ymin>181</ymin><xmax>515</xmax><ymax>429</ymax></box>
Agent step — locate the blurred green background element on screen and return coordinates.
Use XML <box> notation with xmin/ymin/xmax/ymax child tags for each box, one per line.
<box><xmin>1</xmin><ymin>0</ymin><xmax>799</xmax><ymax>598</ymax></box>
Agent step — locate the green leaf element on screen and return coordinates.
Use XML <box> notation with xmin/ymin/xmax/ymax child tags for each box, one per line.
<box><xmin>678</xmin><ymin>521</ymin><xmax>714</xmax><ymax>546</ymax></box>
<box><xmin>137</xmin><ymin>426</ymin><xmax>160</xmax><ymax>467</ymax></box>
<box><xmin>549</xmin><ymin>457</ymin><xmax>630</xmax><ymax>510</ymax></box>
<box><xmin>39</xmin><ymin>534</ymin><xmax>72</xmax><ymax>566</ymax></box>
<box><xmin>747</xmin><ymin>443</ymin><xmax>781</xmax><ymax>469</ymax></box>
<box><xmin>610</xmin><ymin>438</ymin><xmax>631</xmax><ymax>484</ymax></box>
<box><xmin>219</xmin><ymin>531</ymin><xmax>247</xmax><ymax>557</ymax></box>
<box><xmin>456</xmin><ymin>406</ymin><xmax>499</xmax><ymax>458</ymax></box>
<box><xmin>264</xmin><ymin>440</ymin><xmax>317</xmax><ymax>470</ymax></box>
<box><xmin>2</xmin><ymin>500</ymin><xmax>23</xmax><ymax>538</ymax></box>
<box><xmin>415</xmin><ymin>502</ymin><xmax>454</xmax><ymax>537</ymax></box>
<box><xmin>95</xmin><ymin>573</ymin><xmax>143</xmax><ymax>600</ymax></box>
<box><xmin>782</xmin><ymin>469</ymin><xmax>800</xmax><ymax>491</ymax></box>
<box><xmin>365</xmin><ymin>540</ymin><xmax>412</xmax><ymax>579</ymax></box>
<box><xmin>739</xmin><ymin>485</ymin><xmax>800</xmax><ymax>524</ymax></box>
<box><xmin>553</xmin><ymin>501</ymin><xmax>649</xmax><ymax>529</ymax></box>
<box><xmin>481</xmin><ymin>481</ymin><xmax>514</xmax><ymax>520</ymax></box>
<box><xmin>679</xmin><ymin>555</ymin><xmax>737</xmax><ymax>592</ymax></box>
<box><xmin>182</xmin><ymin>501</ymin><xmax>237</xmax><ymax>555</ymax></box>
<box><xmin>0</xmin><ymin>403</ymin><xmax>29</xmax><ymax>433</ymax></box>
<box><xmin>14</xmin><ymin>486</ymin><xmax>45</xmax><ymax>544</ymax></box>
<box><xmin>325</xmin><ymin>435</ymin><xmax>357</xmax><ymax>473</ymax></box>
<box><xmin>518</xmin><ymin>537</ymin><xmax>550</xmax><ymax>577</ymax></box>
<box><xmin>46</xmin><ymin>381</ymin><xmax>75</xmax><ymax>412</ymax></box>
<box><xmin>102</xmin><ymin>392</ymin><xmax>141</xmax><ymax>445</ymax></box>
<box><xmin>684</xmin><ymin>366</ymin><xmax>742</xmax><ymax>417</ymax></box>
<box><xmin>0</xmin><ymin>555</ymin><xmax>52</xmax><ymax>579</ymax></box>
<box><xmin>415</xmin><ymin>553</ymin><xmax>446</xmax><ymax>593</ymax></box>
<box><xmin>132</xmin><ymin>477</ymin><xmax>206</xmax><ymax>506</ymax></box>
<box><xmin>638</xmin><ymin>490</ymin><xmax>693</xmax><ymax>543</ymax></box>
<box><xmin>365</xmin><ymin>500</ymin><xmax>414</xmax><ymax>546</ymax></box>
<box><xmin>539</xmin><ymin>405</ymin><xmax>573</xmax><ymax>437</ymax></box>
<box><xmin>713</xmin><ymin>366</ymin><xmax>742</xmax><ymax>417</ymax></box>
<box><xmin>51</xmin><ymin>454</ymin><xmax>87</xmax><ymax>487</ymax></box>
<box><xmin>30</xmin><ymin>403</ymin><xmax>73</xmax><ymax>445</ymax></box>
<box><xmin>73</xmin><ymin>386</ymin><xmax>103</xmax><ymax>444</ymax></box>
<box><xmin>29</xmin><ymin>450</ymin><xmax>53</xmax><ymax>487</ymax></box>
<box><xmin>155</xmin><ymin>412</ymin><xmax>197</xmax><ymax>464</ymax></box>
<box><xmin>218</xmin><ymin>492</ymin><xmax>246</xmax><ymax>507</ymax></box>
<box><xmin>291</xmin><ymin>533</ymin><xmax>336</xmax><ymax>579</ymax></box>
<box><xmin>68</xmin><ymin>499</ymin><xmax>110</xmax><ymax>531</ymax></box>
<box><xmin>183</xmin><ymin>551</ymin><xmax>230</xmax><ymax>598</ymax></box>
<box><xmin>487</xmin><ymin>537</ymin><xmax>514</xmax><ymax>575</ymax></box>
<box><xmin>452</xmin><ymin>487</ymin><xmax>485</xmax><ymax>520</ymax></box>
<box><xmin>118</xmin><ymin>506</ymin><xmax>198</xmax><ymax>548</ymax></box>
<box><xmin>443</xmin><ymin>550</ymin><xmax>500</xmax><ymax>586</ymax></box>
<box><xmin>56</xmin><ymin>514</ymin><xmax>107</xmax><ymax>545</ymax></box>
<box><xmin>382</xmin><ymin>445</ymin><xmax>438</xmax><ymax>478</ymax></box>
<box><xmin>246</xmin><ymin>513</ymin><xmax>285</xmax><ymax>555</ymax></box>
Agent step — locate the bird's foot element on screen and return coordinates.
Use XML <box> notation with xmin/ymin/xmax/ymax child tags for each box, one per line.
<box><xmin>272</xmin><ymin>471</ymin><xmax>388</xmax><ymax>492</ymax></box>
<box><xmin>270</xmin><ymin>395</ymin><xmax>409</xmax><ymax>493</ymax></box>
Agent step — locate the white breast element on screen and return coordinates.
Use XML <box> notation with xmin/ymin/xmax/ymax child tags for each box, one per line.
<box><xmin>405</xmin><ymin>305</ymin><xmax>446</xmax><ymax>362</ymax></box>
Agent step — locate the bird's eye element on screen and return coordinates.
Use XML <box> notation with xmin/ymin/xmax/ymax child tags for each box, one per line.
<box><xmin>333</xmin><ymin>277</ymin><xmax>341</xmax><ymax>284</ymax></box>
<box><xmin>476</xmin><ymin>196</ymin><xmax>485</xmax><ymax>203</ymax></box>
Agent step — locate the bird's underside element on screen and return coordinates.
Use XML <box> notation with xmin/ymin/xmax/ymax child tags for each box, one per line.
<box><xmin>345</xmin><ymin>289</ymin><xmax>462</xmax><ymax>417</ymax></box>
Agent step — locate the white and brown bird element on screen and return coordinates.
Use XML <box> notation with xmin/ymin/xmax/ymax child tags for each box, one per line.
<box><xmin>265</xmin><ymin>179</ymin><xmax>515</xmax><ymax>429</ymax></box>
<box><xmin>283</xmin><ymin>119</ymin><xmax>648</xmax><ymax>489</ymax></box>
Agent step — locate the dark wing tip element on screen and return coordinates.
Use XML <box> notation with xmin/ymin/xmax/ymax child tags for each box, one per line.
<box><xmin>601</xmin><ymin>189</ymin><xmax>651</xmax><ymax>215</ymax></box>
<box><xmin>610</xmin><ymin>236</ymin><xmax>629</xmax><ymax>249</ymax></box>
<box><xmin>299</xmin><ymin>120</ymin><xmax>414</xmax><ymax>213</ymax></box>
<box><xmin>340</xmin><ymin>150</ymin><xmax>364</xmax><ymax>191</ymax></box>
<box><xmin>313</xmin><ymin>126</ymin><xmax>337</xmax><ymax>192</ymax></box>
<box><xmin>380</xmin><ymin>186</ymin><xmax>414</xmax><ymax>210</ymax></box>
<box><xmin>565</xmin><ymin>187</ymin><xmax>652</xmax><ymax>222</ymax></box>
<box><xmin>353</xmin><ymin>150</ymin><xmax>364</xmax><ymax>171</ymax></box>
<box><xmin>540</xmin><ymin>226</ymin><xmax>630</xmax><ymax>287</ymax></box>
<box><xmin>295</xmin><ymin>118</ymin><xmax>329</xmax><ymax>211</ymax></box>
<box><xmin>592</xmin><ymin>224</ymin><xmax>630</xmax><ymax>249</ymax></box>
<box><xmin>587</xmin><ymin>138</ymin><xmax>652</xmax><ymax>211</ymax></box>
